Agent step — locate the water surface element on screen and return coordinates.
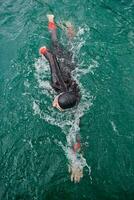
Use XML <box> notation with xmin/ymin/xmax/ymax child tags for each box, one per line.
<box><xmin>0</xmin><ymin>0</ymin><xmax>134</xmax><ymax>199</ymax></box>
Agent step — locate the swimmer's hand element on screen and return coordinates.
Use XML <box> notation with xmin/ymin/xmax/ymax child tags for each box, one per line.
<box><xmin>47</xmin><ymin>14</ymin><xmax>54</xmax><ymax>22</ymax></box>
<box><xmin>68</xmin><ymin>164</ymin><xmax>83</xmax><ymax>183</ymax></box>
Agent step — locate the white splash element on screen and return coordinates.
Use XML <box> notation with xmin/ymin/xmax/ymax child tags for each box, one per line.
<box><xmin>110</xmin><ymin>120</ymin><xmax>119</xmax><ymax>135</ymax></box>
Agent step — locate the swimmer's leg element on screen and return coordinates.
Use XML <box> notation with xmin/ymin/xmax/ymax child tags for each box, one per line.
<box><xmin>47</xmin><ymin>14</ymin><xmax>65</xmax><ymax>56</ymax></box>
<box><xmin>39</xmin><ymin>46</ymin><xmax>67</xmax><ymax>92</ymax></box>
<box><xmin>47</xmin><ymin>15</ymin><xmax>76</xmax><ymax>71</ymax></box>
<box><xmin>47</xmin><ymin>14</ymin><xmax>57</xmax><ymax>42</ymax></box>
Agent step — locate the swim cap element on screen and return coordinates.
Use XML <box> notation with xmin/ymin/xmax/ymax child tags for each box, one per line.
<box><xmin>58</xmin><ymin>92</ymin><xmax>77</xmax><ymax>109</ymax></box>
<box><xmin>39</xmin><ymin>46</ymin><xmax>47</xmax><ymax>55</ymax></box>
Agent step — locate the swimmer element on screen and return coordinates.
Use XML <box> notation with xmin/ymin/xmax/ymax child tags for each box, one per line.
<box><xmin>39</xmin><ymin>14</ymin><xmax>80</xmax><ymax>112</ymax></box>
<box><xmin>39</xmin><ymin>15</ymin><xmax>83</xmax><ymax>182</ymax></box>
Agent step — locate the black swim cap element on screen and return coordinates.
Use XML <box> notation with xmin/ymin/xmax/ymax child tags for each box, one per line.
<box><xmin>58</xmin><ymin>92</ymin><xmax>77</xmax><ymax>109</ymax></box>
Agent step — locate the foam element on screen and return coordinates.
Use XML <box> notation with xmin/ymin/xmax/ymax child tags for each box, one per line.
<box><xmin>110</xmin><ymin>120</ymin><xmax>119</xmax><ymax>135</ymax></box>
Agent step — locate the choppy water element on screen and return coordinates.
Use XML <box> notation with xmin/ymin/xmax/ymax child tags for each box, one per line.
<box><xmin>0</xmin><ymin>0</ymin><xmax>134</xmax><ymax>200</ymax></box>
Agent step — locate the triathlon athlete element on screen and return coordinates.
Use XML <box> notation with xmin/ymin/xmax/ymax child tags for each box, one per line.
<box><xmin>39</xmin><ymin>15</ymin><xmax>82</xmax><ymax>183</ymax></box>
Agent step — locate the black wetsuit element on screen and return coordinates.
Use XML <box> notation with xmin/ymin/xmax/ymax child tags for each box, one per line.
<box><xmin>44</xmin><ymin>28</ymin><xmax>80</xmax><ymax>103</ymax></box>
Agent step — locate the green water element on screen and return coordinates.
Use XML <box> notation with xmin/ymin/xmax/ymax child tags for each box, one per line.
<box><xmin>0</xmin><ymin>0</ymin><xmax>134</xmax><ymax>199</ymax></box>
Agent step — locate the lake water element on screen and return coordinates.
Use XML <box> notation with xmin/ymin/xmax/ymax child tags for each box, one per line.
<box><xmin>0</xmin><ymin>0</ymin><xmax>134</xmax><ymax>199</ymax></box>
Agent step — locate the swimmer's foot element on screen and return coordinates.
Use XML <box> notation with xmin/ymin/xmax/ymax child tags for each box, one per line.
<box><xmin>47</xmin><ymin>14</ymin><xmax>56</xmax><ymax>30</ymax></box>
<box><xmin>68</xmin><ymin>164</ymin><xmax>83</xmax><ymax>183</ymax></box>
<box><xmin>47</xmin><ymin>14</ymin><xmax>54</xmax><ymax>23</ymax></box>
